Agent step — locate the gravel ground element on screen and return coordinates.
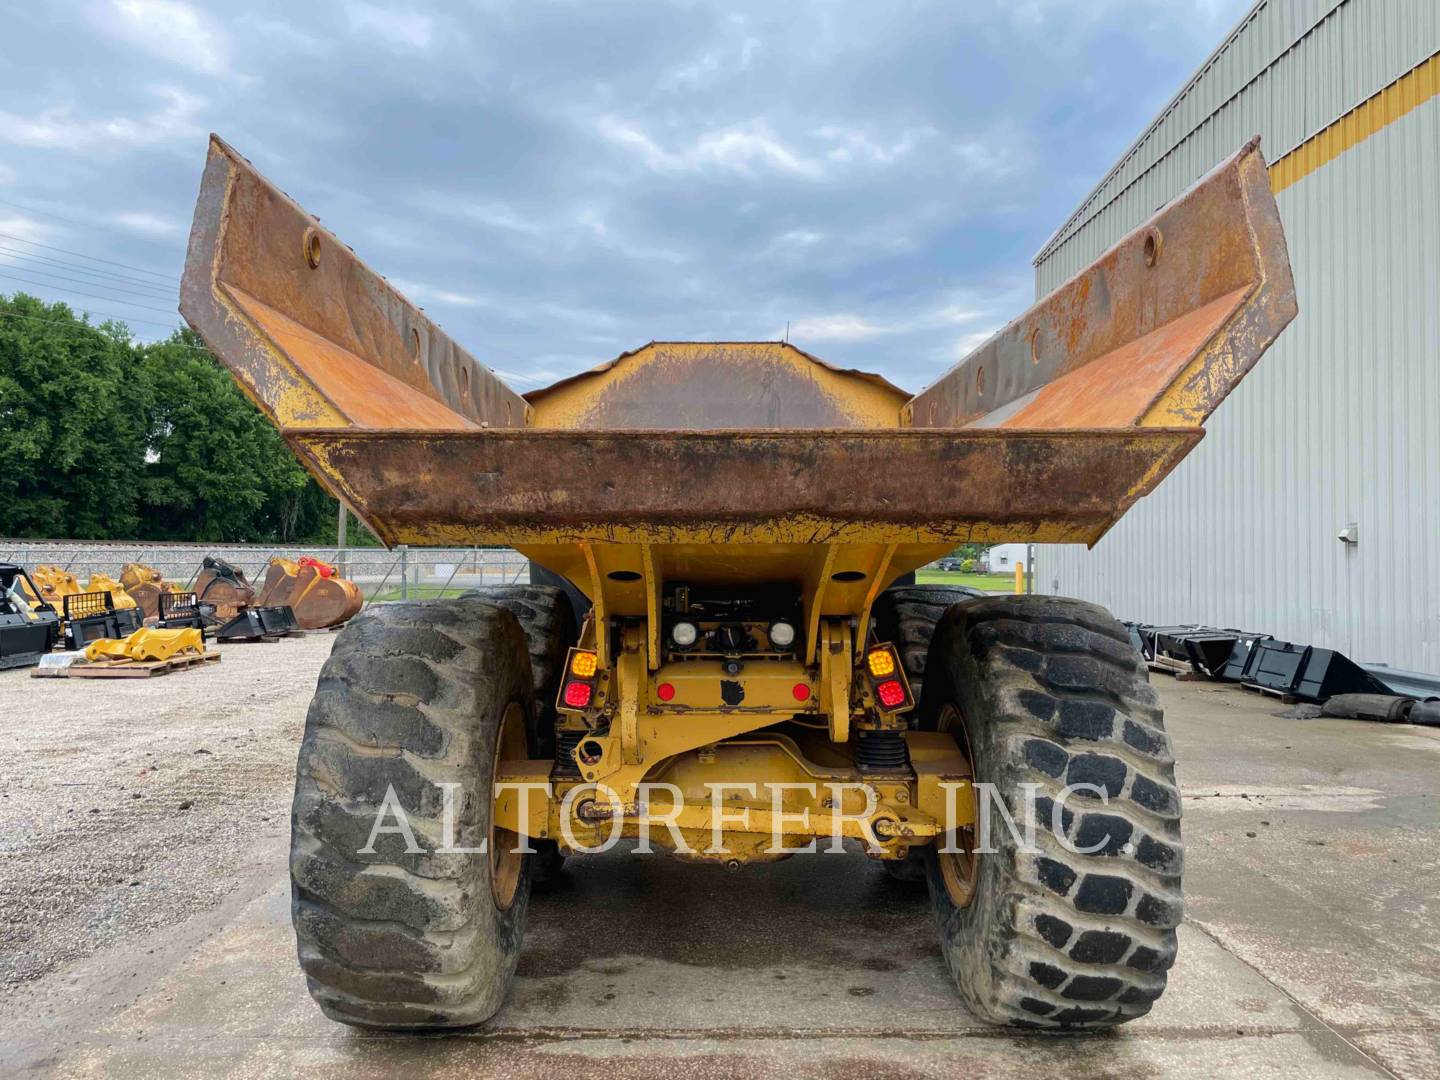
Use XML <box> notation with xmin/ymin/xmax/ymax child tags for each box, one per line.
<box><xmin>0</xmin><ymin>634</ymin><xmax>335</xmax><ymax>992</ymax></box>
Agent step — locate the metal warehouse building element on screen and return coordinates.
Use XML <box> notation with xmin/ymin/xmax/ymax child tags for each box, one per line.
<box><xmin>1032</xmin><ymin>0</ymin><xmax>1439</xmax><ymax>675</ymax></box>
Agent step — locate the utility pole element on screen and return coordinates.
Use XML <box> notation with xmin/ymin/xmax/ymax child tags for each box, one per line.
<box><xmin>336</xmin><ymin>501</ymin><xmax>348</xmax><ymax>576</ymax></box>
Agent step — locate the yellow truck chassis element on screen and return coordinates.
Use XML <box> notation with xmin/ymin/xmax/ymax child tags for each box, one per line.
<box><xmin>181</xmin><ymin>134</ymin><xmax>1294</xmax><ymax>1031</ymax></box>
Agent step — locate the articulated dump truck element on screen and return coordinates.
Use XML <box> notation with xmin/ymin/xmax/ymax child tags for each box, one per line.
<box><xmin>181</xmin><ymin>135</ymin><xmax>1294</xmax><ymax>1030</ymax></box>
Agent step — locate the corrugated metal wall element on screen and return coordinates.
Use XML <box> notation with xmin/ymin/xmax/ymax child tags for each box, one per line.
<box><xmin>1031</xmin><ymin>0</ymin><xmax>1440</xmax><ymax>674</ymax></box>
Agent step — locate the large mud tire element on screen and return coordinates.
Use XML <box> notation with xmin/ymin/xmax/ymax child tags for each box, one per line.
<box><xmin>290</xmin><ymin>598</ymin><xmax>535</xmax><ymax>1028</ymax></box>
<box><xmin>919</xmin><ymin>595</ymin><xmax>1183</xmax><ymax>1029</ymax></box>
<box><xmin>461</xmin><ymin>584</ymin><xmax>577</xmax><ymax>760</ymax></box>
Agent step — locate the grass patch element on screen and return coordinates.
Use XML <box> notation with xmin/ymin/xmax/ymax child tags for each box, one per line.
<box><xmin>913</xmin><ymin>570</ymin><xmax>1021</xmax><ymax>593</ymax></box>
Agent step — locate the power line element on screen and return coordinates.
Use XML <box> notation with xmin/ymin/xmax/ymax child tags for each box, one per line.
<box><xmin>0</xmin><ymin>243</ymin><xmax>179</xmax><ymax>295</ymax></box>
<box><xmin>0</xmin><ymin>195</ymin><xmax>185</xmax><ymax>253</ymax></box>
<box><xmin>0</xmin><ymin>231</ymin><xmax>175</xmax><ymax>281</ymax></box>
<box><xmin>0</xmin><ymin>258</ymin><xmax>180</xmax><ymax>305</ymax></box>
<box><xmin>0</xmin><ymin>308</ymin><xmax>188</xmax><ymax>334</ymax></box>
<box><xmin>0</xmin><ymin>270</ymin><xmax>180</xmax><ymax>317</ymax></box>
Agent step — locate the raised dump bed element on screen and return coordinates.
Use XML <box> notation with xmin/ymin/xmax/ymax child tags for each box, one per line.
<box><xmin>182</xmin><ymin>135</ymin><xmax>1292</xmax><ymax>631</ymax></box>
<box><xmin>182</xmin><ymin>135</ymin><xmax>1294</xmax><ymax>1035</ymax></box>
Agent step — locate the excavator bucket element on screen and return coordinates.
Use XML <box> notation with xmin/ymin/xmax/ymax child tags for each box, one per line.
<box><xmin>255</xmin><ymin>556</ymin><xmax>363</xmax><ymax>629</ymax></box>
<box><xmin>23</xmin><ymin>565</ymin><xmax>80</xmax><ymax>610</ymax></box>
<box><xmin>85</xmin><ymin>573</ymin><xmax>138</xmax><ymax>611</ymax></box>
<box><xmin>193</xmin><ymin>556</ymin><xmax>255</xmax><ymax>622</ymax></box>
<box><xmin>181</xmin><ymin>135</ymin><xmax>1294</xmax><ymax>605</ymax></box>
<box><xmin>120</xmin><ymin>562</ymin><xmax>175</xmax><ymax>621</ymax></box>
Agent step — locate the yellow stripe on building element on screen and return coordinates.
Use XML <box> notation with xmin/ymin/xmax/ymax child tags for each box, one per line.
<box><xmin>1271</xmin><ymin>51</ymin><xmax>1440</xmax><ymax>193</ymax></box>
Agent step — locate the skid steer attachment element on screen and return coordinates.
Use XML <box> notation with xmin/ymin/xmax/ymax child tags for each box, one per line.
<box><xmin>183</xmin><ymin>134</ymin><xmax>1294</xmax><ymax>1032</ymax></box>
<box><xmin>156</xmin><ymin>590</ymin><xmax>208</xmax><ymax>634</ymax></box>
<box><xmin>84</xmin><ymin>627</ymin><xmax>205</xmax><ymax>663</ymax></box>
<box><xmin>62</xmin><ymin>591</ymin><xmax>143</xmax><ymax>650</ymax></box>
<box><xmin>1</xmin><ymin>564</ymin><xmax>60</xmax><ymax>669</ymax></box>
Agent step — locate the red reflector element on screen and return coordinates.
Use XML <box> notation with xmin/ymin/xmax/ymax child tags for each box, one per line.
<box><xmin>563</xmin><ymin>681</ymin><xmax>593</xmax><ymax>708</ymax></box>
<box><xmin>656</xmin><ymin>682</ymin><xmax>676</xmax><ymax>701</ymax></box>
<box><xmin>792</xmin><ymin>683</ymin><xmax>811</xmax><ymax>702</ymax></box>
<box><xmin>875</xmin><ymin>678</ymin><xmax>906</xmax><ymax>708</ymax></box>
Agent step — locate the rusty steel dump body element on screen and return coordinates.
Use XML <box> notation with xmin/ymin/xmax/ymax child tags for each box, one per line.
<box><xmin>180</xmin><ymin>135</ymin><xmax>1294</xmax><ymax>641</ymax></box>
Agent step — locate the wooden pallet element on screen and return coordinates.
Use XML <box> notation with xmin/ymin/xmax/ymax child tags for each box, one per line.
<box><xmin>35</xmin><ymin>651</ymin><xmax>222</xmax><ymax>679</ymax></box>
<box><xmin>1146</xmin><ymin>657</ymin><xmax>1204</xmax><ymax>681</ymax></box>
<box><xmin>1240</xmin><ymin>680</ymin><xmax>1298</xmax><ymax>705</ymax></box>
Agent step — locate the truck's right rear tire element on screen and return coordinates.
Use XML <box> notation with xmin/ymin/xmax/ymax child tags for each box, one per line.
<box><xmin>918</xmin><ymin>595</ymin><xmax>1184</xmax><ymax>1029</ymax></box>
<box><xmin>290</xmin><ymin>598</ymin><xmax>535</xmax><ymax>1028</ymax></box>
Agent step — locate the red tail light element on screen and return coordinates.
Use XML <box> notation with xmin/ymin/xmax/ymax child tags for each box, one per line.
<box><xmin>563</xmin><ymin>681</ymin><xmax>593</xmax><ymax>708</ymax></box>
<box><xmin>861</xmin><ymin>642</ymin><xmax>913</xmax><ymax>713</ymax></box>
<box><xmin>875</xmin><ymin>678</ymin><xmax>906</xmax><ymax>709</ymax></box>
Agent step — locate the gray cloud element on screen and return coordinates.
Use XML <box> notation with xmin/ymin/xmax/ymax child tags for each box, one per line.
<box><xmin>0</xmin><ymin>0</ymin><xmax>1250</xmax><ymax>390</ymax></box>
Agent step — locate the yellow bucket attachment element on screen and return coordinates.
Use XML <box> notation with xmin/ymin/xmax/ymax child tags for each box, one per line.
<box><xmin>84</xmin><ymin>628</ymin><xmax>206</xmax><ymax>663</ymax></box>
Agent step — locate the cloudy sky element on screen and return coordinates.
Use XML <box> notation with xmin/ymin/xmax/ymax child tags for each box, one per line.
<box><xmin>1</xmin><ymin>0</ymin><xmax>1251</xmax><ymax>392</ymax></box>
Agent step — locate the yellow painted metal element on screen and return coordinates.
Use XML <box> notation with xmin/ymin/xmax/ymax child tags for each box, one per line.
<box><xmin>83</xmin><ymin>638</ymin><xmax>132</xmax><ymax>661</ymax></box>
<box><xmin>644</xmin><ymin>658</ymin><xmax>817</xmax><ymax>714</ymax></box>
<box><xmin>818</xmin><ymin>620</ymin><xmax>854</xmax><ymax>743</ymax></box>
<box><xmin>493</xmin><ymin>734</ymin><xmax>979</xmax><ymax>860</ymax></box>
<box><xmin>180</xmin><ymin>137</ymin><xmax>1296</xmax><ymax>860</ymax></box>
<box><xmin>84</xmin><ymin>627</ymin><xmax>205</xmax><ymax>662</ymax></box>
<box><xmin>907</xmin><ymin>731</ymin><xmax>976</xmax><ymax>830</ymax></box>
<box><xmin>492</xmin><ymin>758</ymin><xmax>553</xmax><ymax>838</ymax></box>
<box><xmin>579</xmin><ymin>543</ymin><xmax>610</xmax><ymax>668</ymax></box>
<box><xmin>854</xmin><ymin>542</ymin><xmax>897</xmax><ymax>651</ymax></box>
<box><xmin>23</xmin><ymin>565</ymin><xmax>80</xmax><ymax>609</ymax></box>
<box><xmin>802</xmin><ymin>544</ymin><xmax>838</xmax><ymax>666</ymax></box>
<box><xmin>616</xmin><ymin>625</ymin><xmax>646</xmax><ymax>765</ymax></box>
<box><xmin>1270</xmin><ymin>51</ymin><xmax>1440</xmax><ymax>195</ymax></box>
<box><xmin>564</xmin><ymin>713</ymin><xmax>784</xmax><ymax>811</ymax></box>
<box><xmin>85</xmin><ymin>574</ymin><xmax>138</xmax><ymax>610</ymax></box>
<box><xmin>640</xmin><ymin>544</ymin><xmax>660</xmax><ymax>669</ymax></box>
<box><xmin>526</xmin><ymin>341</ymin><xmax>910</xmax><ymax>430</ymax></box>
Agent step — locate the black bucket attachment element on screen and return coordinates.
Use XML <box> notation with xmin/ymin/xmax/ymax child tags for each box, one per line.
<box><xmin>1241</xmin><ymin>640</ymin><xmax>1395</xmax><ymax>702</ymax></box>
<box><xmin>61</xmin><ymin>591</ymin><xmax>142</xmax><ymax>650</ymax></box>
<box><xmin>158</xmin><ymin>590</ymin><xmax>210</xmax><ymax>636</ymax></box>
<box><xmin>1127</xmin><ymin>623</ymin><xmax>1271</xmax><ymax>681</ymax></box>
<box><xmin>0</xmin><ymin>564</ymin><xmax>61</xmax><ymax>669</ymax></box>
<box><xmin>215</xmin><ymin>605</ymin><xmax>300</xmax><ymax>642</ymax></box>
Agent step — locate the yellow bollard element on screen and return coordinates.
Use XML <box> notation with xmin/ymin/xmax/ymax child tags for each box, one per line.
<box><xmin>1015</xmin><ymin>562</ymin><xmax>1024</xmax><ymax>595</ymax></box>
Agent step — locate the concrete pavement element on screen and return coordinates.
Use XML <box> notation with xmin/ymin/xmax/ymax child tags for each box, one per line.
<box><xmin>2</xmin><ymin>646</ymin><xmax>1436</xmax><ymax>1077</ymax></box>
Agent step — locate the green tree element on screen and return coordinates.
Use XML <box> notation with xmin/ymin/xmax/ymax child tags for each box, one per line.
<box><xmin>2</xmin><ymin>294</ymin><xmax>397</xmax><ymax>545</ymax></box>
<box><xmin>0</xmin><ymin>294</ymin><xmax>148</xmax><ymax>537</ymax></box>
<box><xmin>137</xmin><ymin>327</ymin><xmax>325</xmax><ymax>542</ymax></box>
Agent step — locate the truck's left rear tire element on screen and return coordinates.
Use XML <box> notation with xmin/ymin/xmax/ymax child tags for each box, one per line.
<box><xmin>462</xmin><ymin>584</ymin><xmax>576</xmax><ymax>883</ymax></box>
<box><xmin>290</xmin><ymin>598</ymin><xmax>534</xmax><ymax>1028</ymax></box>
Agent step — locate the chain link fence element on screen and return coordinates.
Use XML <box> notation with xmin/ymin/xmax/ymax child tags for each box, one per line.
<box><xmin>0</xmin><ymin>541</ymin><xmax>530</xmax><ymax>603</ymax></box>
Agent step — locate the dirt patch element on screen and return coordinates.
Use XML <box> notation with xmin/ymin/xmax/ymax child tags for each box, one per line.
<box><xmin>0</xmin><ymin>635</ymin><xmax>335</xmax><ymax>990</ymax></box>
